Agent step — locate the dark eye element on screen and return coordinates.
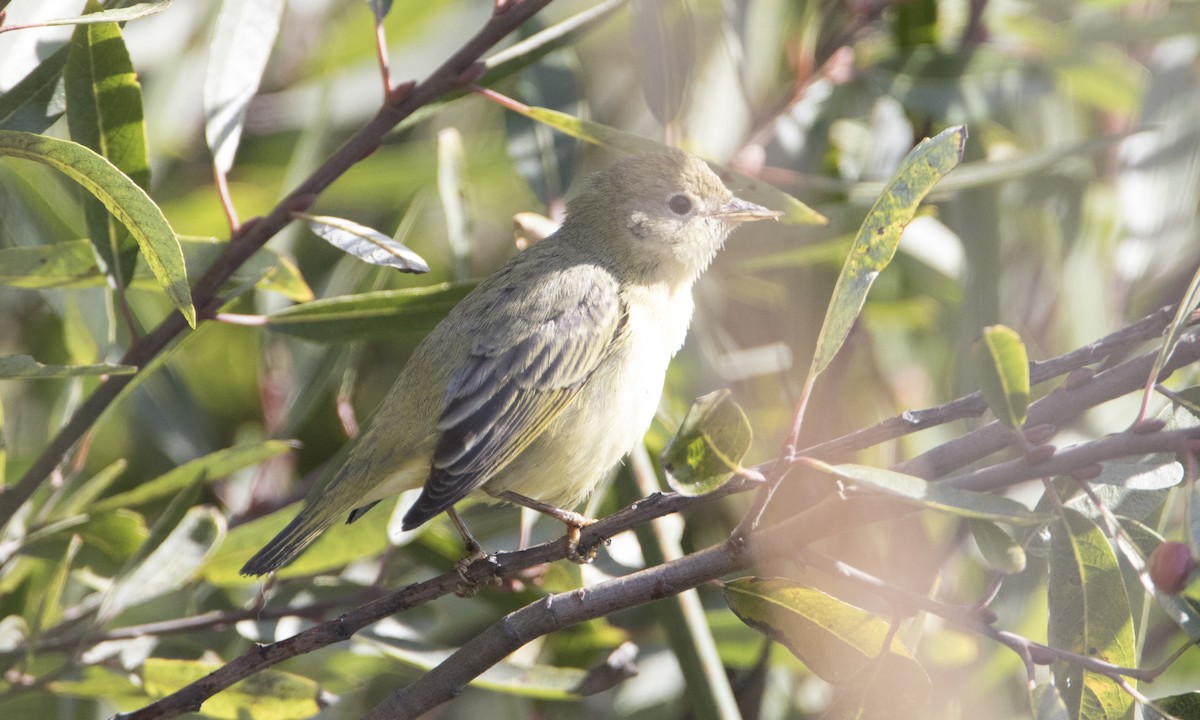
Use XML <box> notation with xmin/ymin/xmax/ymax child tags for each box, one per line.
<box><xmin>668</xmin><ymin>194</ymin><xmax>693</xmax><ymax>215</ymax></box>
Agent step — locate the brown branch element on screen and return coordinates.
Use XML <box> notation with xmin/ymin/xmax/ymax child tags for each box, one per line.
<box><xmin>0</xmin><ymin>0</ymin><xmax>559</xmax><ymax>526</ymax></box>
<box><xmin>799</xmin><ymin>304</ymin><xmax>1177</xmax><ymax>463</ymax></box>
<box><xmin>361</xmin><ymin>494</ymin><xmax>904</xmax><ymax>720</ymax></box>
<box><xmin>112</xmin><ymin>482</ymin><xmax>761</xmax><ymax>720</ymax></box>
<box><xmin>899</xmin><ymin>332</ymin><xmax>1200</xmax><ymax>480</ymax></box>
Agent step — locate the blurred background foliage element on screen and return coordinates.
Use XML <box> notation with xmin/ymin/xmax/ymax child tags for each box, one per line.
<box><xmin>1</xmin><ymin>0</ymin><xmax>1200</xmax><ymax>718</ymax></box>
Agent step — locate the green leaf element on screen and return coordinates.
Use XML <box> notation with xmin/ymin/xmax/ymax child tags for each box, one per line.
<box><xmin>723</xmin><ymin>577</ymin><xmax>931</xmax><ymax>718</ymax></box>
<box><xmin>65</xmin><ymin>1</ymin><xmax>151</xmax><ymax>289</ymax></box>
<box><xmin>0</xmin><ymin>390</ymin><xmax>6</xmax><ymax>488</ymax></box>
<box><xmin>263</xmin><ymin>283</ymin><xmax>474</xmax><ymax>343</ymax></box>
<box><xmin>47</xmin><ymin>666</ymin><xmax>145</xmax><ymax>708</ymax></box>
<box><xmin>0</xmin><ymin>354</ymin><xmax>135</xmax><ymax>378</ymax></box>
<box><xmin>0</xmin><ymin>239</ymin><xmax>103</xmax><ymax>288</ymax></box>
<box><xmin>79</xmin><ymin>509</ymin><xmax>150</xmax><ymax>562</ymax></box>
<box><xmin>1145</xmin><ymin>692</ymin><xmax>1200</xmax><ymax>720</ymax></box>
<box><xmin>1049</xmin><ymin>508</ymin><xmax>1135</xmax><ymax>720</ymax></box>
<box><xmin>806</xmin><ymin>460</ymin><xmax>1047</xmax><ymax>524</ymax></box>
<box><xmin>971</xmin><ymin>324</ymin><xmax>1031</xmax><ymax>428</ymax></box>
<box><xmin>362</xmin><ymin>631</ymin><xmax>590</xmax><ymax>700</ymax></box>
<box><xmin>0</xmin><ymin>130</ymin><xmax>194</xmax><ymax>326</ymax></box>
<box><xmin>202</xmin><ymin>497</ymin><xmax>398</xmax><ymax>585</ymax></box>
<box><xmin>51</xmin><ymin>458</ymin><xmax>127</xmax><ymax>519</ymax></box>
<box><xmin>0</xmin><ymin>45</ymin><xmax>68</xmax><ymax>133</ymax></box>
<box><xmin>36</xmin><ymin>533</ymin><xmax>81</xmax><ymax>633</ymax></box>
<box><xmin>300</xmin><ymin>212</ymin><xmax>429</xmax><ymax>273</ymax></box>
<box><xmin>204</xmin><ymin>0</ymin><xmax>285</xmax><ymax>175</ymax></box>
<box><xmin>810</xmin><ymin>125</ymin><xmax>966</xmax><ymax>376</ymax></box>
<box><xmin>661</xmin><ymin>389</ymin><xmax>753</xmax><ymax>496</ymax></box>
<box><xmin>99</xmin><ymin>506</ymin><xmax>225</xmax><ymax>623</ymax></box>
<box><xmin>969</xmin><ymin>519</ymin><xmax>1026</xmax><ymax>574</ymax></box>
<box><xmin>0</xmin><ymin>1</ymin><xmax>171</xmax><ymax>32</ymax></box>
<box><xmin>0</xmin><ymin>237</ymin><xmax>311</xmax><ymax>300</ymax></box>
<box><xmin>142</xmin><ymin>658</ymin><xmax>320</xmax><ymax>720</ymax></box>
<box><xmin>92</xmin><ymin>441</ymin><xmax>294</xmax><ymax>513</ymax></box>
<box><xmin>510</xmin><ymin>105</ymin><xmax>825</xmax><ymax>225</ymax></box>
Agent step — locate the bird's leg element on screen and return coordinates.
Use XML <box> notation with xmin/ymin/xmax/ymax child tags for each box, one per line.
<box><xmin>494</xmin><ymin>490</ymin><xmax>598</xmax><ymax>563</ymax></box>
<box><xmin>447</xmin><ymin>508</ymin><xmax>495</xmax><ymax>595</ymax></box>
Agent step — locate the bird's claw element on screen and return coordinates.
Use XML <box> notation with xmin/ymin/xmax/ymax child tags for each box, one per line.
<box><xmin>566</xmin><ymin>520</ymin><xmax>603</xmax><ymax>564</ymax></box>
<box><xmin>453</xmin><ymin>547</ymin><xmax>499</xmax><ymax>597</ymax></box>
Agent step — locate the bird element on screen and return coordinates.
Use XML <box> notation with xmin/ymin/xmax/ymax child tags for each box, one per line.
<box><xmin>241</xmin><ymin>148</ymin><xmax>779</xmax><ymax>576</ymax></box>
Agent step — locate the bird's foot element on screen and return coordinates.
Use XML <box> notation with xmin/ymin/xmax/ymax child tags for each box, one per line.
<box><xmin>454</xmin><ymin>547</ymin><xmax>500</xmax><ymax>597</ymax></box>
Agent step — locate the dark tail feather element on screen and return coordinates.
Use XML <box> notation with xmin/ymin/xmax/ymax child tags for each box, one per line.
<box><xmin>240</xmin><ymin>507</ymin><xmax>337</xmax><ymax>576</ymax></box>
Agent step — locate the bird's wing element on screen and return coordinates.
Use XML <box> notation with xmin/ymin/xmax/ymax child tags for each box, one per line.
<box><xmin>401</xmin><ymin>267</ymin><xmax>626</xmax><ymax>527</ymax></box>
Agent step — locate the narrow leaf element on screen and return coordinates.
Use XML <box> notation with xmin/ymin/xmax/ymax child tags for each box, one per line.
<box><xmin>661</xmin><ymin>389</ymin><xmax>752</xmax><ymax>496</ymax></box>
<box><xmin>65</xmin><ymin>1</ymin><xmax>150</xmax><ymax>288</ymax></box>
<box><xmin>204</xmin><ymin>0</ymin><xmax>285</xmax><ymax>175</ymax></box>
<box><xmin>263</xmin><ymin>283</ymin><xmax>474</xmax><ymax>343</ymax></box>
<box><xmin>1048</xmin><ymin>508</ymin><xmax>1135</xmax><ymax>720</ymax></box>
<box><xmin>92</xmin><ymin>441</ymin><xmax>294</xmax><ymax>513</ymax></box>
<box><xmin>0</xmin><ymin>1</ymin><xmax>170</xmax><ymax>32</ymax></box>
<box><xmin>362</xmin><ymin>631</ymin><xmax>590</xmax><ymax>700</ymax></box>
<box><xmin>143</xmin><ymin>658</ymin><xmax>320</xmax><ymax>719</ymax></box>
<box><xmin>810</xmin><ymin>125</ymin><xmax>966</xmax><ymax>376</ymax></box>
<box><xmin>511</xmin><ymin>104</ymin><xmax>825</xmax><ymax>225</ymax></box>
<box><xmin>0</xmin><ymin>130</ymin><xmax>194</xmax><ymax>326</ymax></box>
<box><xmin>0</xmin><ymin>354</ymin><xmax>135</xmax><ymax>378</ymax></box>
<box><xmin>807</xmin><ymin>460</ymin><xmax>1046</xmax><ymax>524</ymax></box>
<box><xmin>723</xmin><ymin>577</ymin><xmax>931</xmax><ymax>718</ymax></box>
<box><xmin>300</xmin><ymin>213</ymin><xmax>429</xmax><ymax>273</ymax></box>
<box><xmin>969</xmin><ymin>519</ymin><xmax>1026</xmax><ymax>574</ymax></box>
<box><xmin>437</xmin><ymin>127</ymin><xmax>471</xmax><ymax>279</ymax></box>
<box><xmin>37</xmin><ymin>534</ymin><xmax>82</xmax><ymax>632</ymax></box>
<box><xmin>971</xmin><ymin>324</ymin><xmax>1031</xmax><ymax>428</ymax></box>
<box><xmin>202</xmin><ymin>497</ymin><xmax>398</xmax><ymax>585</ymax></box>
<box><xmin>0</xmin><ymin>44</ymin><xmax>68</xmax><ymax>132</ymax></box>
<box><xmin>632</xmin><ymin>0</ymin><xmax>694</xmax><ymax>126</ymax></box>
<box><xmin>99</xmin><ymin>506</ymin><xmax>225</xmax><ymax>623</ymax></box>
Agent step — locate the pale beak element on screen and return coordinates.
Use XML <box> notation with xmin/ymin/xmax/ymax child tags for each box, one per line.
<box><xmin>715</xmin><ymin>196</ymin><xmax>782</xmax><ymax>223</ymax></box>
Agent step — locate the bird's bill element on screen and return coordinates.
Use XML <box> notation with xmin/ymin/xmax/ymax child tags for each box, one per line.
<box><xmin>715</xmin><ymin>196</ymin><xmax>783</xmax><ymax>223</ymax></box>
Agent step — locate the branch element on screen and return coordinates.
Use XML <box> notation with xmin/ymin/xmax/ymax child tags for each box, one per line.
<box><xmin>0</xmin><ymin>0</ymin><xmax>560</xmax><ymax>526</ymax></box>
<box><xmin>113</xmin><ymin>482</ymin><xmax>763</xmax><ymax>720</ymax></box>
<box><xmin>362</xmin><ymin>494</ymin><xmax>904</xmax><ymax>720</ymax></box>
<box><xmin>798</xmin><ymin>304</ymin><xmax>1177</xmax><ymax>463</ymax></box>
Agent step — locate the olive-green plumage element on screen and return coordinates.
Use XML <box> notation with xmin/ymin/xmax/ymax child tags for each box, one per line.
<box><xmin>241</xmin><ymin>149</ymin><xmax>777</xmax><ymax>575</ymax></box>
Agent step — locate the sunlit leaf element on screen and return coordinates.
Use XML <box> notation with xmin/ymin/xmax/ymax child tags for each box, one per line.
<box><xmin>661</xmin><ymin>389</ymin><xmax>752</xmax><ymax>496</ymax></box>
<box><xmin>0</xmin><ymin>130</ymin><xmax>194</xmax><ymax>326</ymax></box>
<box><xmin>65</xmin><ymin>0</ymin><xmax>150</xmax><ymax>288</ymax></box>
<box><xmin>202</xmin><ymin>498</ymin><xmax>398</xmax><ymax>585</ymax></box>
<box><xmin>263</xmin><ymin>283</ymin><xmax>474</xmax><ymax>343</ymax></box>
<box><xmin>437</xmin><ymin>128</ymin><xmax>471</xmax><ymax>279</ymax></box>
<box><xmin>723</xmin><ymin>577</ymin><xmax>930</xmax><ymax>718</ymax></box>
<box><xmin>300</xmin><ymin>213</ymin><xmax>429</xmax><ymax>273</ymax></box>
<box><xmin>0</xmin><ymin>354</ymin><xmax>135</xmax><ymax>378</ymax></box>
<box><xmin>0</xmin><ymin>1</ymin><xmax>170</xmax><ymax>32</ymax></box>
<box><xmin>204</xmin><ymin>0</ymin><xmax>285</xmax><ymax>175</ymax></box>
<box><xmin>1049</xmin><ymin>508</ymin><xmax>1135</xmax><ymax>720</ymax></box>
<box><xmin>36</xmin><ymin>534</ymin><xmax>81</xmax><ymax>632</ymax></box>
<box><xmin>142</xmin><ymin>658</ymin><xmax>320</xmax><ymax>720</ymax></box>
<box><xmin>99</xmin><ymin>506</ymin><xmax>225</xmax><ymax>623</ymax></box>
<box><xmin>971</xmin><ymin>324</ymin><xmax>1030</xmax><ymax>428</ymax></box>
<box><xmin>810</xmin><ymin>125</ymin><xmax>966</xmax><ymax>376</ymax></box>
<box><xmin>806</xmin><ymin>460</ymin><xmax>1046</xmax><ymax>524</ymax></box>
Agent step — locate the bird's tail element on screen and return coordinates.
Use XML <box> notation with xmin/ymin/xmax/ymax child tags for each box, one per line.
<box><xmin>240</xmin><ymin>503</ymin><xmax>341</xmax><ymax>576</ymax></box>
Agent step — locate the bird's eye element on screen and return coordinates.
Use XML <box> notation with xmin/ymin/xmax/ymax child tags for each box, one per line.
<box><xmin>668</xmin><ymin>194</ymin><xmax>693</xmax><ymax>215</ymax></box>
